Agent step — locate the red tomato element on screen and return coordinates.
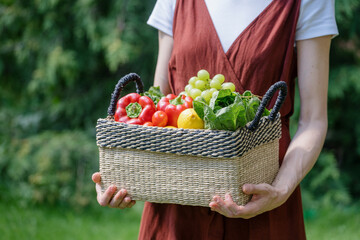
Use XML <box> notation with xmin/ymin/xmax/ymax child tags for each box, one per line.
<box><xmin>152</xmin><ymin>110</ymin><xmax>168</xmax><ymax>127</ymax></box>
<box><xmin>166</xmin><ymin>93</ymin><xmax>177</xmax><ymax>100</ymax></box>
<box><xmin>143</xmin><ymin>122</ymin><xmax>154</xmax><ymax>126</ymax></box>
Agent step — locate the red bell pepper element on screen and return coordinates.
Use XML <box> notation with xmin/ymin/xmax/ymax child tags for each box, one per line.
<box><xmin>157</xmin><ymin>94</ymin><xmax>193</xmax><ymax>127</ymax></box>
<box><xmin>114</xmin><ymin>93</ymin><xmax>156</xmax><ymax>124</ymax></box>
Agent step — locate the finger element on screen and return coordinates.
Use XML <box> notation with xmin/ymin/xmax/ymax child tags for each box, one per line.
<box><xmin>98</xmin><ymin>185</ymin><xmax>117</xmax><ymax>206</ymax></box>
<box><xmin>236</xmin><ymin>200</ymin><xmax>261</xmax><ymax>217</ymax></box>
<box><xmin>127</xmin><ymin>200</ymin><xmax>136</xmax><ymax>208</ymax></box>
<box><xmin>109</xmin><ymin>189</ymin><xmax>127</xmax><ymax>208</ymax></box>
<box><xmin>242</xmin><ymin>183</ymin><xmax>269</xmax><ymax>195</ymax></box>
<box><xmin>92</xmin><ymin>172</ymin><xmax>101</xmax><ymax>183</ymax></box>
<box><xmin>119</xmin><ymin>196</ymin><xmax>133</xmax><ymax>209</ymax></box>
<box><xmin>212</xmin><ymin>196</ymin><xmax>235</xmax><ymax>217</ymax></box>
<box><xmin>95</xmin><ymin>182</ymin><xmax>102</xmax><ymax>197</ymax></box>
<box><xmin>209</xmin><ymin>199</ymin><xmax>220</xmax><ymax>211</ymax></box>
<box><xmin>224</xmin><ymin>194</ymin><xmax>241</xmax><ymax>216</ymax></box>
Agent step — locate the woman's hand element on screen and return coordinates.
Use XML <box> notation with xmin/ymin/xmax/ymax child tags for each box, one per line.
<box><xmin>92</xmin><ymin>172</ymin><xmax>136</xmax><ymax>209</ymax></box>
<box><xmin>209</xmin><ymin>183</ymin><xmax>288</xmax><ymax>219</ymax></box>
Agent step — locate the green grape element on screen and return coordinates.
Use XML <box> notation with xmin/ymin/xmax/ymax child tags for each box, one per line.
<box><xmin>210</xmin><ymin>79</ymin><xmax>222</xmax><ymax>89</ymax></box>
<box><xmin>190</xmin><ymin>88</ymin><xmax>202</xmax><ymax>99</ymax></box>
<box><xmin>185</xmin><ymin>84</ymin><xmax>193</xmax><ymax>95</ymax></box>
<box><xmin>195</xmin><ymin>80</ymin><xmax>206</xmax><ymax>90</ymax></box>
<box><xmin>208</xmin><ymin>88</ymin><xmax>217</xmax><ymax>96</ymax></box>
<box><xmin>204</xmin><ymin>82</ymin><xmax>210</xmax><ymax>90</ymax></box>
<box><xmin>197</xmin><ymin>69</ymin><xmax>210</xmax><ymax>80</ymax></box>
<box><xmin>201</xmin><ymin>90</ymin><xmax>212</xmax><ymax>103</ymax></box>
<box><xmin>212</xmin><ymin>74</ymin><xmax>225</xmax><ymax>84</ymax></box>
<box><xmin>221</xmin><ymin>82</ymin><xmax>236</xmax><ymax>92</ymax></box>
<box><xmin>189</xmin><ymin>76</ymin><xmax>198</xmax><ymax>87</ymax></box>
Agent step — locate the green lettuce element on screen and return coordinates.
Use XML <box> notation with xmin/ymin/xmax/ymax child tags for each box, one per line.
<box><xmin>193</xmin><ymin>89</ymin><xmax>271</xmax><ymax>131</ymax></box>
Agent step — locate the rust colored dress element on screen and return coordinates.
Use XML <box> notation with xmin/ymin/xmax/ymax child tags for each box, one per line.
<box><xmin>139</xmin><ymin>0</ymin><xmax>306</xmax><ymax>239</ymax></box>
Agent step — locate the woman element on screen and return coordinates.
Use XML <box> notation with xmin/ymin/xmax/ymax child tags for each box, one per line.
<box><xmin>92</xmin><ymin>0</ymin><xmax>338</xmax><ymax>238</ymax></box>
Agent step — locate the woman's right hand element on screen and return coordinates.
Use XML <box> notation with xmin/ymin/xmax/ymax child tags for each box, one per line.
<box><xmin>92</xmin><ymin>172</ymin><xmax>136</xmax><ymax>209</ymax></box>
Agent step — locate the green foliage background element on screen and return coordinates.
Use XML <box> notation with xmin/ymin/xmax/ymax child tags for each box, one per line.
<box><xmin>0</xmin><ymin>0</ymin><xmax>359</xmax><ymax>213</ymax></box>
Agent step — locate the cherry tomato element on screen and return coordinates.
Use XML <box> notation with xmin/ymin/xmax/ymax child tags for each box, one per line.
<box><xmin>166</xmin><ymin>94</ymin><xmax>177</xmax><ymax>100</ymax></box>
<box><xmin>152</xmin><ymin>110</ymin><xmax>168</xmax><ymax>127</ymax></box>
<box><xmin>143</xmin><ymin>122</ymin><xmax>154</xmax><ymax>126</ymax></box>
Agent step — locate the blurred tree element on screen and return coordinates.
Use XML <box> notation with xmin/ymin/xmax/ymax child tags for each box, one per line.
<box><xmin>0</xmin><ymin>0</ymin><xmax>157</xmax><ymax>207</ymax></box>
<box><xmin>326</xmin><ymin>0</ymin><xmax>360</xmax><ymax>197</ymax></box>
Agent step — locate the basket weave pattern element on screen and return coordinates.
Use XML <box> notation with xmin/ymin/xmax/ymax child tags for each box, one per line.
<box><xmin>99</xmin><ymin>139</ymin><xmax>279</xmax><ymax>207</ymax></box>
<box><xmin>97</xmin><ymin>116</ymin><xmax>281</xmax><ymax>158</ymax></box>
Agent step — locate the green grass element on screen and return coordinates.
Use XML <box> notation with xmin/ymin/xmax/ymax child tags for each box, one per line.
<box><xmin>0</xmin><ymin>200</ymin><xmax>144</xmax><ymax>240</ymax></box>
<box><xmin>304</xmin><ymin>205</ymin><xmax>360</xmax><ymax>240</ymax></box>
<box><xmin>1</xmin><ymin>200</ymin><xmax>359</xmax><ymax>240</ymax></box>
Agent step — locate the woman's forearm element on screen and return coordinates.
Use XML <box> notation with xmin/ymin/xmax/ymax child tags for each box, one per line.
<box><xmin>153</xmin><ymin>31</ymin><xmax>174</xmax><ymax>95</ymax></box>
<box><xmin>272</xmin><ymin>119</ymin><xmax>328</xmax><ymax>201</ymax></box>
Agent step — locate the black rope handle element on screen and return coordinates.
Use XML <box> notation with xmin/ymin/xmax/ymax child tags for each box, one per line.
<box><xmin>247</xmin><ymin>81</ymin><xmax>287</xmax><ymax>131</ymax></box>
<box><xmin>107</xmin><ymin>73</ymin><xmax>144</xmax><ymax>117</ymax></box>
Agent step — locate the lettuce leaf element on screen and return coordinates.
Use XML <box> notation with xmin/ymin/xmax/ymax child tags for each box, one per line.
<box><xmin>193</xmin><ymin>89</ymin><xmax>271</xmax><ymax>131</ymax></box>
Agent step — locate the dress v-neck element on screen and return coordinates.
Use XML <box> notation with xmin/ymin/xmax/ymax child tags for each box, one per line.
<box><xmin>201</xmin><ymin>0</ymin><xmax>277</xmax><ymax>56</ymax></box>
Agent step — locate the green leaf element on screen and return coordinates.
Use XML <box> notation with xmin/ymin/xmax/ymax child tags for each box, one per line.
<box><xmin>142</xmin><ymin>86</ymin><xmax>165</xmax><ymax>106</ymax></box>
<box><xmin>193</xmin><ymin>100</ymin><xmax>205</xmax><ymax>119</ymax></box>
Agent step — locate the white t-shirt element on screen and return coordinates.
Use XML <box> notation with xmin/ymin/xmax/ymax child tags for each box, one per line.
<box><xmin>147</xmin><ymin>0</ymin><xmax>339</xmax><ymax>52</ymax></box>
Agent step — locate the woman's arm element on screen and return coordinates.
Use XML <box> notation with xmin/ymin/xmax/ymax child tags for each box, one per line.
<box><xmin>153</xmin><ymin>31</ymin><xmax>174</xmax><ymax>95</ymax></box>
<box><xmin>209</xmin><ymin>35</ymin><xmax>331</xmax><ymax>218</ymax></box>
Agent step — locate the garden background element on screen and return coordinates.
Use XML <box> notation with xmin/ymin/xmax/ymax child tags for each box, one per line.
<box><xmin>0</xmin><ymin>0</ymin><xmax>359</xmax><ymax>239</ymax></box>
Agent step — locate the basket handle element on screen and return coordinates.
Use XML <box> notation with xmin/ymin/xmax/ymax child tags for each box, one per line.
<box><xmin>107</xmin><ymin>73</ymin><xmax>144</xmax><ymax>117</ymax></box>
<box><xmin>247</xmin><ymin>81</ymin><xmax>287</xmax><ymax>131</ymax></box>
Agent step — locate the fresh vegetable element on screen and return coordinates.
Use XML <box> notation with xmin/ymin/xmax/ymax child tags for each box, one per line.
<box><xmin>114</xmin><ymin>93</ymin><xmax>156</xmax><ymax>124</ymax></box>
<box><xmin>152</xmin><ymin>110</ymin><xmax>168</xmax><ymax>127</ymax></box>
<box><xmin>143</xmin><ymin>122</ymin><xmax>154</xmax><ymax>126</ymax></box>
<box><xmin>142</xmin><ymin>86</ymin><xmax>165</xmax><ymax>106</ymax></box>
<box><xmin>157</xmin><ymin>94</ymin><xmax>193</xmax><ymax>127</ymax></box>
<box><xmin>193</xmin><ymin>89</ymin><xmax>270</xmax><ymax>131</ymax></box>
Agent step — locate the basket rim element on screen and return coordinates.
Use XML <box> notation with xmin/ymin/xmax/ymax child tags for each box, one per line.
<box><xmin>99</xmin><ymin>112</ymin><xmax>281</xmax><ymax>134</ymax></box>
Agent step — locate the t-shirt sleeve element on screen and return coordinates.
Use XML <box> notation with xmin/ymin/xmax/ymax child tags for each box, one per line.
<box><xmin>147</xmin><ymin>0</ymin><xmax>176</xmax><ymax>37</ymax></box>
<box><xmin>296</xmin><ymin>0</ymin><xmax>339</xmax><ymax>41</ymax></box>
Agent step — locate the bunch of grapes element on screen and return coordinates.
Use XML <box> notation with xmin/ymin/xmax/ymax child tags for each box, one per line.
<box><xmin>183</xmin><ymin>69</ymin><xmax>236</xmax><ymax>104</ymax></box>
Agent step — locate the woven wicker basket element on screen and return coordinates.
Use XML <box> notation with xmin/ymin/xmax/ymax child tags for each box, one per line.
<box><xmin>96</xmin><ymin>73</ymin><xmax>287</xmax><ymax>207</ymax></box>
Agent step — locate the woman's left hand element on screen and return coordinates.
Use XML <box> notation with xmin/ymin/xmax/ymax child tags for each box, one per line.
<box><xmin>209</xmin><ymin>183</ymin><xmax>288</xmax><ymax>219</ymax></box>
